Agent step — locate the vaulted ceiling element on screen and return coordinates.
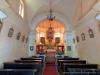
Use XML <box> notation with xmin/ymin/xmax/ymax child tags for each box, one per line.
<box><xmin>24</xmin><ymin>0</ymin><xmax>99</xmax><ymax>30</ymax></box>
<box><xmin>24</xmin><ymin>0</ymin><xmax>79</xmax><ymax>28</ymax></box>
<box><xmin>4</xmin><ymin>0</ymin><xmax>99</xmax><ymax>30</ymax></box>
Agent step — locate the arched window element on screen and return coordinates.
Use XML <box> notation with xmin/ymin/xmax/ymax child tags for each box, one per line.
<box><xmin>88</xmin><ymin>28</ymin><xmax>94</xmax><ymax>38</ymax></box>
<box><xmin>81</xmin><ymin>33</ymin><xmax>86</xmax><ymax>41</ymax></box>
<box><xmin>19</xmin><ymin>0</ymin><xmax>24</xmax><ymax>18</ymax></box>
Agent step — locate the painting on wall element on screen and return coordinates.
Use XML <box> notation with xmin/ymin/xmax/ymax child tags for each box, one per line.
<box><xmin>88</xmin><ymin>28</ymin><xmax>94</xmax><ymax>38</ymax></box>
<box><xmin>16</xmin><ymin>32</ymin><xmax>21</xmax><ymax>40</ymax></box>
<box><xmin>0</xmin><ymin>20</ymin><xmax>3</xmax><ymax>32</ymax></box>
<box><xmin>81</xmin><ymin>33</ymin><xmax>86</xmax><ymax>41</ymax></box>
<box><xmin>76</xmin><ymin>36</ymin><xmax>79</xmax><ymax>43</ymax></box>
<box><xmin>8</xmin><ymin>27</ymin><xmax>14</xmax><ymax>37</ymax></box>
<box><xmin>73</xmin><ymin>38</ymin><xmax>75</xmax><ymax>43</ymax></box>
<box><xmin>40</xmin><ymin>37</ymin><xmax>45</xmax><ymax>44</ymax></box>
<box><xmin>67</xmin><ymin>46</ymin><xmax>71</xmax><ymax>51</ymax></box>
<box><xmin>30</xmin><ymin>46</ymin><xmax>34</xmax><ymax>51</ymax></box>
<box><xmin>55</xmin><ymin>37</ymin><xmax>60</xmax><ymax>44</ymax></box>
<box><xmin>22</xmin><ymin>35</ymin><xmax>25</xmax><ymax>42</ymax></box>
<box><xmin>26</xmin><ymin>37</ymin><xmax>28</xmax><ymax>43</ymax></box>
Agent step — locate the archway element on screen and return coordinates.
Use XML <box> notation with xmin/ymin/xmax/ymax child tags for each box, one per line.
<box><xmin>28</xmin><ymin>12</ymin><xmax>78</xmax><ymax>57</ymax></box>
<box><xmin>36</xmin><ymin>19</ymin><xmax>65</xmax><ymax>53</ymax></box>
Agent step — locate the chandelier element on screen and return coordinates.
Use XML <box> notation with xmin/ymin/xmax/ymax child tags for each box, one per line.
<box><xmin>46</xmin><ymin>1</ymin><xmax>55</xmax><ymax>42</ymax></box>
<box><xmin>47</xmin><ymin>8</ymin><xmax>55</xmax><ymax>21</ymax></box>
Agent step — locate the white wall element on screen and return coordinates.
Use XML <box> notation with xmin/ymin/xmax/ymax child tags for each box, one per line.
<box><xmin>0</xmin><ymin>0</ymin><xmax>29</xmax><ymax>67</ymax></box>
<box><xmin>75</xmin><ymin>5</ymin><xmax>100</xmax><ymax>64</ymax></box>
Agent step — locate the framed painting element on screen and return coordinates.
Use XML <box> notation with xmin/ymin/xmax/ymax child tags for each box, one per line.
<box><xmin>22</xmin><ymin>35</ymin><xmax>25</xmax><ymax>42</ymax></box>
<box><xmin>88</xmin><ymin>28</ymin><xmax>94</xmax><ymax>38</ymax></box>
<box><xmin>40</xmin><ymin>37</ymin><xmax>45</xmax><ymax>44</ymax></box>
<box><xmin>0</xmin><ymin>20</ymin><xmax>3</xmax><ymax>32</ymax></box>
<box><xmin>8</xmin><ymin>27</ymin><xmax>14</xmax><ymax>37</ymax></box>
<box><xmin>76</xmin><ymin>36</ymin><xmax>79</xmax><ymax>43</ymax></box>
<box><xmin>55</xmin><ymin>37</ymin><xmax>60</xmax><ymax>44</ymax></box>
<box><xmin>67</xmin><ymin>46</ymin><xmax>71</xmax><ymax>51</ymax></box>
<box><xmin>16</xmin><ymin>32</ymin><xmax>21</xmax><ymax>40</ymax></box>
<box><xmin>81</xmin><ymin>33</ymin><xmax>86</xmax><ymax>41</ymax></box>
<box><xmin>30</xmin><ymin>46</ymin><xmax>34</xmax><ymax>51</ymax></box>
<box><xmin>26</xmin><ymin>37</ymin><xmax>28</xmax><ymax>43</ymax></box>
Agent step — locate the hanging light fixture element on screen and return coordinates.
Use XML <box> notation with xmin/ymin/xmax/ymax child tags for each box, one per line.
<box><xmin>46</xmin><ymin>0</ymin><xmax>55</xmax><ymax>42</ymax></box>
<box><xmin>47</xmin><ymin>8</ymin><xmax>55</xmax><ymax>21</ymax></box>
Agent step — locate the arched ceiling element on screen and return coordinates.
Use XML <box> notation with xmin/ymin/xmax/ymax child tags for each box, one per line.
<box><xmin>5</xmin><ymin>0</ymin><xmax>99</xmax><ymax>29</ymax></box>
<box><xmin>24</xmin><ymin>0</ymin><xmax>78</xmax><ymax>28</ymax></box>
<box><xmin>36</xmin><ymin>20</ymin><xmax>64</xmax><ymax>33</ymax></box>
<box><xmin>24</xmin><ymin>0</ymin><xmax>98</xmax><ymax>29</ymax></box>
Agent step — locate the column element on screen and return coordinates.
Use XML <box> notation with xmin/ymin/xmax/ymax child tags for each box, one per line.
<box><xmin>64</xmin><ymin>32</ymin><xmax>67</xmax><ymax>56</ymax></box>
<box><xmin>66</xmin><ymin>32</ymin><xmax>78</xmax><ymax>57</ymax></box>
<box><xmin>28</xmin><ymin>32</ymin><xmax>36</xmax><ymax>56</ymax></box>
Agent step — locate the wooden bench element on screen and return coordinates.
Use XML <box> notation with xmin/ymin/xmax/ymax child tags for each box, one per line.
<box><xmin>57</xmin><ymin>58</ymin><xmax>79</xmax><ymax>62</ymax></box>
<box><xmin>62</xmin><ymin>63</ymin><xmax>98</xmax><ymax>73</ymax></box>
<box><xmin>57</xmin><ymin>60</ymin><xmax>86</xmax><ymax>67</ymax></box>
<box><xmin>3</xmin><ymin>62</ymin><xmax>41</xmax><ymax>75</ymax></box>
<box><xmin>0</xmin><ymin>69</ymin><xmax>37</xmax><ymax>75</ymax></box>
<box><xmin>14</xmin><ymin>60</ymin><xmax>43</xmax><ymax>67</ymax></box>
<box><xmin>64</xmin><ymin>68</ymin><xmax>100</xmax><ymax>75</ymax></box>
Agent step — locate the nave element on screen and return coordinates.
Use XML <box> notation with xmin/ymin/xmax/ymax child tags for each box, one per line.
<box><xmin>0</xmin><ymin>51</ymin><xmax>100</xmax><ymax>75</ymax></box>
<box><xmin>0</xmin><ymin>0</ymin><xmax>100</xmax><ymax>75</ymax></box>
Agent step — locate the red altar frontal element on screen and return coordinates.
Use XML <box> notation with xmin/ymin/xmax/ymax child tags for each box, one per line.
<box><xmin>36</xmin><ymin>45</ymin><xmax>47</xmax><ymax>53</ymax></box>
<box><xmin>36</xmin><ymin>44</ymin><xmax>64</xmax><ymax>53</ymax></box>
<box><xmin>57</xmin><ymin>45</ymin><xmax>64</xmax><ymax>52</ymax></box>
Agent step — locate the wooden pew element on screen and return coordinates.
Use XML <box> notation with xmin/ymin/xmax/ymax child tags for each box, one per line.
<box><xmin>62</xmin><ymin>63</ymin><xmax>98</xmax><ymax>74</ymax></box>
<box><xmin>21</xmin><ymin>58</ymin><xmax>43</xmax><ymax>60</ymax></box>
<box><xmin>3</xmin><ymin>62</ymin><xmax>41</xmax><ymax>75</ymax></box>
<box><xmin>57</xmin><ymin>58</ymin><xmax>79</xmax><ymax>63</ymax></box>
<box><xmin>0</xmin><ymin>69</ymin><xmax>37</xmax><ymax>75</ymax></box>
<box><xmin>57</xmin><ymin>60</ymin><xmax>87</xmax><ymax>72</ymax></box>
<box><xmin>65</xmin><ymin>68</ymin><xmax>100</xmax><ymax>75</ymax></box>
<box><xmin>14</xmin><ymin>60</ymin><xmax>43</xmax><ymax>67</ymax></box>
<box><xmin>57</xmin><ymin>60</ymin><xmax>86</xmax><ymax>67</ymax></box>
<box><xmin>63</xmin><ymin>72</ymin><xmax>98</xmax><ymax>75</ymax></box>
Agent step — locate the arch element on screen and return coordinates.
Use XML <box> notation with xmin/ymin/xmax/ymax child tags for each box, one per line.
<box><xmin>31</xmin><ymin>12</ymin><xmax>73</xmax><ymax>32</ymax></box>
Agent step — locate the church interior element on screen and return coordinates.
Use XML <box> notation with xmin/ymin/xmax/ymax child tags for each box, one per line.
<box><xmin>0</xmin><ymin>0</ymin><xmax>100</xmax><ymax>75</ymax></box>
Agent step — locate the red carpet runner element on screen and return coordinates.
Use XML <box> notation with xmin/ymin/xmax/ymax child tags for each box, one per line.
<box><xmin>43</xmin><ymin>64</ymin><xmax>58</xmax><ymax>75</ymax></box>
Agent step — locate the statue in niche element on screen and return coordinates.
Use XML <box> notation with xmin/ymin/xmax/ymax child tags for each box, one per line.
<box><xmin>0</xmin><ymin>20</ymin><xmax>3</xmax><ymax>32</ymax></box>
<box><xmin>88</xmin><ymin>28</ymin><xmax>94</xmax><ymax>38</ymax></box>
<box><xmin>8</xmin><ymin>27</ymin><xmax>14</xmax><ymax>37</ymax></box>
<box><xmin>81</xmin><ymin>33</ymin><xmax>86</xmax><ymax>41</ymax></box>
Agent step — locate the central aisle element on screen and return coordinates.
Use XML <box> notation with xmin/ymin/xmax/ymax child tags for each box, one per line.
<box><xmin>43</xmin><ymin>50</ymin><xmax>58</xmax><ymax>75</ymax></box>
<box><xmin>43</xmin><ymin>64</ymin><xmax>58</xmax><ymax>75</ymax></box>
